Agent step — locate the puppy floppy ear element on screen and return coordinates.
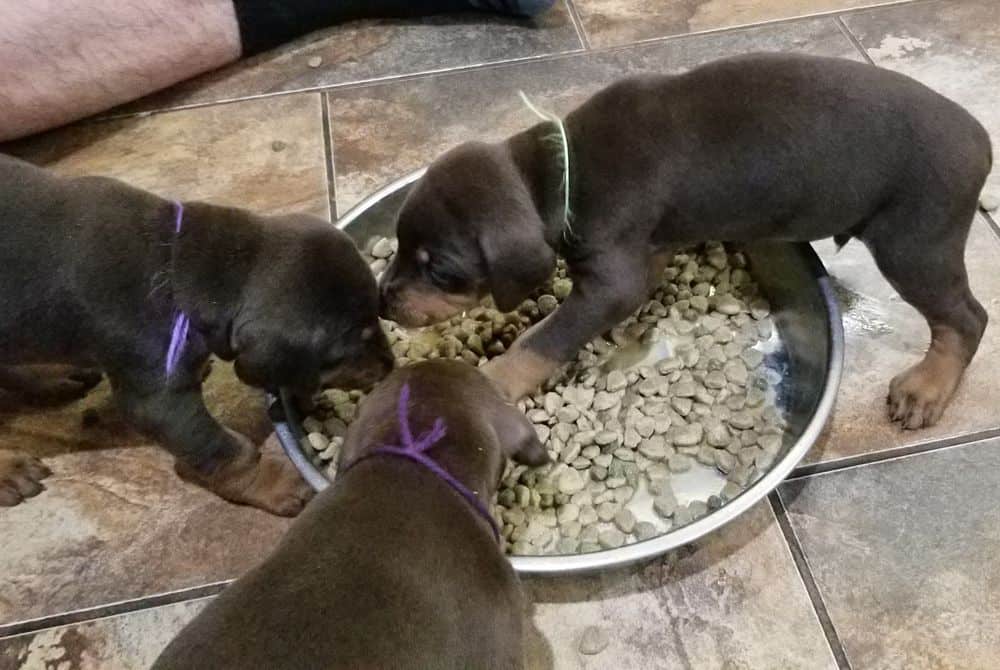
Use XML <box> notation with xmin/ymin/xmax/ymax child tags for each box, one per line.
<box><xmin>490</xmin><ymin>402</ymin><xmax>550</xmax><ymax>466</ymax></box>
<box><xmin>479</xmin><ymin>211</ymin><xmax>556</xmax><ymax>313</ymax></box>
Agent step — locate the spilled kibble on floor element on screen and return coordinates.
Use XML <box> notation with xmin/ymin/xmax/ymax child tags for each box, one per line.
<box><xmin>302</xmin><ymin>237</ymin><xmax>786</xmax><ymax>556</ymax></box>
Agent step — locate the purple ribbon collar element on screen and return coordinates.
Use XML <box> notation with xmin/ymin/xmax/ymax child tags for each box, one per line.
<box><xmin>343</xmin><ymin>383</ymin><xmax>501</xmax><ymax>542</ymax></box>
<box><xmin>164</xmin><ymin>201</ymin><xmax>190</xmax><ymax>377</ymax></box>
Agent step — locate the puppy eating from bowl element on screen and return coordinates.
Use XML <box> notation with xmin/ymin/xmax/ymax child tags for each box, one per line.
<box><xmin>379</xmin><ymin>53</ymin><xmax>992</xmax><ymax>430</ymax></box>
<box><xmin>152</xmin><ymin>360</ymin><xmax>548</xmax><ymax>670</ymax></box>
<box><xmin>0</xmin><ymin>153</ymin><xmax>394</xmax><ymax>514</ymax></box>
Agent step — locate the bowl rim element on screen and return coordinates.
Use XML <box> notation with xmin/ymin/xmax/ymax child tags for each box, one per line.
<box><xmin>270</xmin><ymin>169</ymin><xmax>845</xmax><ymax>576</ymax></box>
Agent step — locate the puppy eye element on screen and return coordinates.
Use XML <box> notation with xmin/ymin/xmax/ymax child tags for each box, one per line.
<box><xmin>416</xmin><ymin>248</ymin><xmax>430</xmax><ymax>265</ymax></box>
<box><xmin>427</xmin><ymin>264</ymin><xmax>463</xmax><ymax>290</ymax></box>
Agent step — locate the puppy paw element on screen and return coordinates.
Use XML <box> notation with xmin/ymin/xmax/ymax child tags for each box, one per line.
<box><xmin>887</xmin><ymin>360</ymin><xmax>961</xmax><ymax>430</ymax></box>
<box><xmin>246</xmin><ymin>434</ymin><xmax>316</xmax><ymax>517</ymax></box>
<box><xmin>481</xmin><ymin>350</ymin><xmax>555</xmax><ymax>402</ymax></box>
<box><xmin>0</xmin><ymin>450</ymin><xmax>52</xmax><ymax>506</ymax></box>
<box><xmin>181</xmin><ymin>431</ymin><xmax>315</xmax><ymax>517</ymax></box>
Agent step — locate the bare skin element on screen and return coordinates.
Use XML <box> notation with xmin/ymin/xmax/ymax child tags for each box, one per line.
<box><xmin>0</xmin><ymin>0</ymin><xmax>241</xmax><ymax>141</ymax></box>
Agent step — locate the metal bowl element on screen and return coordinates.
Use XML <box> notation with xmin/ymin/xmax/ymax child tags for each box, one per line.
<box><xmin>271</xmin><ymin>170</ymin><xmax>844</xmax><ymax>575</ymax></box>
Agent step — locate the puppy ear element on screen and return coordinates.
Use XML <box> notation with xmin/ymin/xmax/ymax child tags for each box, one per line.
<box><xmin>480</xmin><ymin>215</ymin><xmax>556</xmax><ymax>313</ymax></box>
<box><xmin>231</xmin><ymin>322</ymin><xmax>317</xmax><ymax>393</ymax></box>
<box><xmin>491</xmin><ymin>403</ymin><xmax>550</xmax><ymax>466</ymax></box>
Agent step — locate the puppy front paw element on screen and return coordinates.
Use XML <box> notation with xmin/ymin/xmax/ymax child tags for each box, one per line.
<box><xmin>481</xmin><ymin>348</ymin><xmax>557</xmax><ymax>402</ymax></box>
<box><xmin>180</xmin><ymin>431</ymin><xmax>315</xmax><ymax>517</ymax></box>
<box><xmin>0</xmin><ymin>450</ymin><xmax>52</xmax><ymax>506</ymax></box>
<box><xmin>887</xmin><ymin>360</ymin><xmax>961</xmax><ymax>430</ymax></box>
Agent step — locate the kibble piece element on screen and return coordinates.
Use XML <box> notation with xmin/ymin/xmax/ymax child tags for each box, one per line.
<box><xmin>596</xmin><ymin>502</ymin><xmax>618</xmax><ymax>522</ymax></box>
<box><xmin>673</xmin><ymin>506</ymin><xmax>694</xmax><ymax>527</ymax></box>
<box><xmin>759</xmin><ymin>434</ymin><xmax>782</xmax><ymax>454</ymax></box>
<box><xmin>537</xmin><ymin>294</ymin><xmax>559</xmax><ymax>316</ymax></box>
<box><xmin>638</xmin><ymin>436</ymin><xmax>668</xmax><ymax>460</ymax></box>
<box><xmin>668</xmin><ymin>453</ymin><xmax>694</xmax><ymax>473</ymax></box>
<box><xmin>673</xmin><ymin>423</ymin><xmax>703</xmax><ymax>447</ymax></box>
<box><xmin>635</xmin><ymin>521</ymin><xmax>661</xmax><ymax>541</ymax></box>
<box><xmin>706</xmin><ymin>422</ymin><xmax>731</xmax><ymax>448</ymax></box>
<box><xmin>613</xmin><ymin>448</ymin><xmax>635</xmax><ymax>462</ymax></box>
<box><xmin>557</xmin><ymin>503</ymin><xmax>580</xmax><ymax>524</ymax></box>
<box><xmin>723</xmin><ymin>359</ymin><xmax>748</xmax><ymax>386</ymax></box>
<box><xmin>579</xmin><ymin>506</ymin><xmax>599</xmax><ymax>526</ymax></box>
<box><xmin>370</xmin><ymin>237</ymin><xmax>394</xmax><ymax>258</ymax></box>
<box><xmin>557</xmin><ymin>537</ymin><xmax>580</xmax><ymax>554</ymax></box>
<box><xmin>593</xmin><ymin>391</ymin><xmax>620</xmax><ymax>412</ymax></box>
<box><xmin>605</xmin><ymin>370</ymin><xmax>628</xmax><ymax>393</ymax></box>
<box><xmin>721</xmin><ymin>481</ymin><xmax>742</xmax><ymax>501</ymax></box>
<box><xmin>306</xmin><ymin>432</ymin><xmax>328</xmax><ymax>451</ymax></box>
<box><xmin>613</xmin><ymin>508</ymin><xmax>636</xmax><ymax>534</ymax></box>
<box><xmin>598</xmin><ymin>528</ymin><xmax>625</xmax><ymax>549</ymax></box>
<box><xmin>688</xmin><ymin>500</ymin><xmax>709</xmax><ymax>519</ymax></box>
<box><xmin>715</xmin><ymin>295</ymin><xmax>742</xmax><ymax>315</ymax></box>
<box><xmin>653</xmin><ymin>489</ymin><xmax>678</xmax><ymax>518</ymax></box>
<box><xmin>613</xmin><ymin>486</ymin><xmax>635</xmax><ymax>504</ymax></box>
<box><xmin>595</xmin><ymin>430</ymin><xmax>619</xmax><ymax>447</ymax></box>
<box><xmin>578</xmin><ymin>626</ymin><xmax>610</xmax><ymax>655</ymax></box>
<box><xmin>558</xmin><ymin>469</ymin><xmax>586</xmax><ymax>495</ymax></box>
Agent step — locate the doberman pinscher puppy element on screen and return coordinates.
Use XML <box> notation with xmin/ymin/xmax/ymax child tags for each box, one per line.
<box><xmin>0</xmin><ymin>154</ymin><xmax>393</xmax><ymax>514</ymax></box>
<box><xmin>153</xmin><ymin>360</ymin><xmax>548</xmax><ymax>670</ymax></box>
<box><xmin>380</xmin><ymin>53</ymin><xmax>992</xmax><ymax>430</ymax></box>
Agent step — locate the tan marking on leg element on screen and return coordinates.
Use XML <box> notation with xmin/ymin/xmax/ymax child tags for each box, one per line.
<box><xmin>482</xmin><ymin>345</ymin><xmax>559</xmax><ymax>402</ymax></box>
<box><xmin>888</xmin><ymin>326</ymin><xmax>970</xmax><ymax>429</ymax></box>
<box><xmin>176</xmin><ymin>432</ymin><xmax>315</xmax><ymax>517</ymax></box>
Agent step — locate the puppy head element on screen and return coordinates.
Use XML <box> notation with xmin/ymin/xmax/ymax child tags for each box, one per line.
<box><xmin>342</xmin><ymin>360</ymin><xmax>549</xmax><ymax>490</ymax></box>
<box><xmin>228</xmin><ymin>215</ymin><xmax>394</xmax><ymax>395</ymax></box>
<box><xmin>379</xmin><ymin>142</ymin><xmax>556</xmax><ymax>327</ymax></box>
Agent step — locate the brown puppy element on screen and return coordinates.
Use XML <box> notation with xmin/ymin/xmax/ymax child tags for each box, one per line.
<box><xmin>152</xmin><ymin>360</ymin><xmax>548</xmax><ymax>670</ymax></box>
<box><xmin>380</xmin><ymin>53</ymin><xmax>992</xmax><ymax>430</ymax></box>
<box><xmin>0</xmin><ymin>153</ymin><xmax>393</xmax><ymax>514</ymax></box>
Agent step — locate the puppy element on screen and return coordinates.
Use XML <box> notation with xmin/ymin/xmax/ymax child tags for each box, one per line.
<box><xmin>152</xmin><ymin>360</ymin><xmax>548</xmax><ymax>670</ymax></box>
<box><xmin>0</xmin><ymin>153</ymin><xmax>393</xmax><ymax>514</ymax></box>
<box><xmin>380</xmin><ymin>53</ymin><xmax>992</xmax><ymax>430</ymax></box>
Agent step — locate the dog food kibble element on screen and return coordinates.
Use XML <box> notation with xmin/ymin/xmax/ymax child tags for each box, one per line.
<box><xmin>578</xmin><ymin>626</ymin><xmax>611</xmax><ymax>655</ymax></box>
<box><xmin>304</xmin><ymin>238</ymin><xmax>786</xmax><ymax>556</ymax></box>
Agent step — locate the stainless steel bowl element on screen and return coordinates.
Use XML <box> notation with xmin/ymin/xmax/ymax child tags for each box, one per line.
<box><xmin>271</xmin><ymin>170</ymin><xmax>844</xmax><ymax>575</ymax></box>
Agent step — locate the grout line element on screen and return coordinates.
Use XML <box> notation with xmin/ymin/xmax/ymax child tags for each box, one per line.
<box><xmin>769</xmin><ymin>492</ymin><xmax>853</xmax><ymax>670</ymax></box>
<box><xmin>835</xmin><ymin>15</ymin><xmax>875</xmax><ymax>64</ymax></box>
<box><xmin>320</xmin><ymin>92</ymin><xmax>338</xmax><ymax>221</ymax></box>
<box><xmin>788</xmin><ymin>426</ymin><xmax>1000</xmax><ymax>480</ymax></box>
<box><xmin>91</xmin><ymin>0</ymin><xmax>929</xmax><ymax>124</ymax></box>
<box><xmin>95</xmin><ymin>49</ymin><xmax>586</xmax><ymax>123</ymax></box>
<box><xmin>563</xmin><ymin>0</ymin><xmax>592</xmax><ymax>50</ymax></box>
<box><xmin>0</xmin><ymin>581</ymin><xmax>231</xmax><ymax>640</ymax></box>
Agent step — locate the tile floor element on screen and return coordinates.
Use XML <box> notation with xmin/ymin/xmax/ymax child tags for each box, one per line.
<box><xmin>1</xmin><ymin>0</ymin><xmax>998</xmax><ymax>668</ymax></box>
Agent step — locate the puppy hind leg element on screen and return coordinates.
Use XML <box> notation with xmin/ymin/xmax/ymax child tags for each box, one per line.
<box><xmin>0</xmin><ymin>364</ymin><xmax>103</xmax><ymax>406</ymax></box>
<box><xmin>863</xmin><ymin>203</ymin><xmax>986</xmax><ymax>429</ymax></box>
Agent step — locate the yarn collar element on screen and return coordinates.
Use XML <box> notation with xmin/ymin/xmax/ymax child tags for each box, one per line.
<box><xmin>519</xmin><ymin>91</ymin><xmax>578</xmax><ymax>247</ymax></box>
<box><xmin>164</xmin><ymin>201</ymin><xmax>191</xmax><ymax>377</ymax></box>
<box><xmin>341</xmin><ymin>383</ymin><xmax>501</xmax><ymax>543</ymax></box>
